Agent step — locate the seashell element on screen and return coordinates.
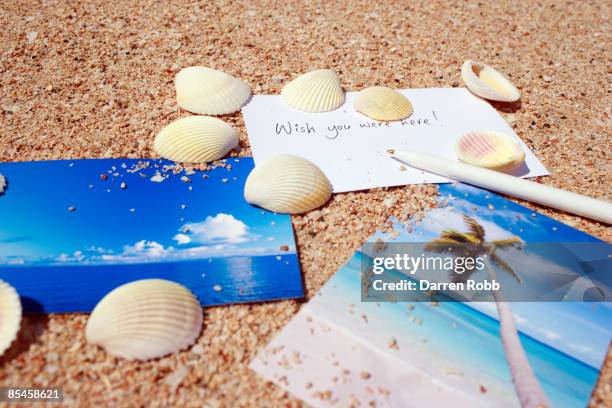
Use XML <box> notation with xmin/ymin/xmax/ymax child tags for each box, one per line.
<box><xmin>461</xmin><ymin>60</ymin><xmax>520</xmax><ymax>102</ymax></box>
<box><xmin>354</xmin><ymin>86</ymin><xmax>413</xmax><ymax>121</ymax></box>
<box><xmin>281</xmin><ymin>69</ymin><xmax>345</xmax><ymax>112</ymax></box>
<box><xmin>244</xmin><ymin>154</ymin><xmax>332</xmax><ymax>214</ymax></box>
<box><xmin>86</xmin><ymin>279</ymin><xmax>203</xmax><ymax>361</ymax></box>
<box><xmin>0</xmin><ymin>280</ymin><xmax>22</xmax><ymax>356</ymax></box>
<box><xmin>175</xmin><ymin>66</ymin><xmax>251</xmax><ymax>115</ymax></box>
<box><xmin>0</xmin><ymin>174</ymin><xmax>5</xmax><ymax>194</ymax></box>
<box><xmin>154</xmin><ymin>116</ymin><xmax>238</xmax><ymax>163</ymax></box>
<box><xmin>455</xmin><ymin>130</ymin><xmax>525</xmax><ymax>172</ymax></box>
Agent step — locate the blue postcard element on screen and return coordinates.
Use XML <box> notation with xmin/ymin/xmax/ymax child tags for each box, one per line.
<box><xmin>0</xmin><ymin>158</ymin><xmax>303</xmax><ymax>313</ymax></box>
<box><xmin>252</xmin><ymin>183</ymin><xmax>610</xmax><ymax>408</ymax></box>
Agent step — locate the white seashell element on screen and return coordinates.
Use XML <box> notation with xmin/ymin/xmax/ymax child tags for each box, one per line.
<box><xmin>455</xmin><ymin>130</ymin><xmax>525</xmax><ymax>172</ymax></box>
<box><xmin>0</xmin><ymin>174</ymin><xmax>5</xmax><ymax>194</ymax></box>
<box><xmin>175</xmin><ymin>66</ymin><xmax>251</xmax><ymax>115</ymax></box>
<box><xmin>154</xmin><ymin>116</ymin><xmax>238</xmax><ymax>163</ymax></box>
<box><xmin>86</xmin><ymin>279</ymin><xmax>203</xmax><ymax>361</ymax></box>
<box><xmin>281</xmin><ymin>69</ymin><xmax>345</xmax><ymax>112</ymax></box>
<box><xmin>0</xmin><ymin>280</ymin><xmax>22</xmax><ymax>356</ymax></box>
<box><xmin>244</xmin><ymin>154</ymin><xmax>332</xmax><ymax>214</ymax></box>
<box><xmin>354</xmin><ymin>86</ymin><xmax>413</xmax><ymax>121</ymax></box>
<box><xmin>461</xmin><ymin>60</ymin><xmax>520</xmax><ymax>102</ymax></box>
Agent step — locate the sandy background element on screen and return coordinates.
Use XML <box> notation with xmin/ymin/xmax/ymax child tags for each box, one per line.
<box><xmin>0</xmin><ymin>0</ymin><xmax>610</xmax><ymax>406</ymax></box>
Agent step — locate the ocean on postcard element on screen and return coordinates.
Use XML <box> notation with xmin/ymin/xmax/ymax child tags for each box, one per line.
<box><xmin>0</xmin><ymin>157</ymin><xmax>303</xmax><ymax>312</ymax></box>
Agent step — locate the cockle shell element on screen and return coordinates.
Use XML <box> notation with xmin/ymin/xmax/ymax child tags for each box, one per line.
<box><xmin>0</xmin><ymin>174</ymin><xmax>5</xmax><ymax>194</ymax></box>
<box><xmin>281</xmin><ymin>69</ymin><xmax>345</xmax><ymax>112</ymax></box>
<box><xmin>244</xmin><ymin>154</ymin><xmax>332</xmax><ymax>214</ymax></box>
<box><xmin>455</xmin><ymin>130</ymin><xmax>525</xmax><ymax>172</ymax></box>
<box><xmin>461</xmin><ymin>60</ymin><xmax>520</xmax><ymax>102</ymax></box>
<box><xmin>0</xmin><ymin>280</ymin><xmax>22</xmax><ymax>356</ymax></box>
<box><xmin>354</xmin><ymin>86</ymin><xmax>413</xmax><ymax>121</ymax></box>
<box><xmin>86</xmin><ymin>279</ymin><xmax>203</xmax><ymax>361</ymax></box>
<box><xmin>154</xmin><ymin>116</ymin><xmax>238</xmax><ymax>163</ymax></box>
<box><xmin>175</xmin><ymin>66</ymin><xmax>251</xmax><ymax>115</ymax></box>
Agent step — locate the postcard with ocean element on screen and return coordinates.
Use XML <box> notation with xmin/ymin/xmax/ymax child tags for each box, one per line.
<box><xmin>0</xmin><ymin>157</ymin><xmax>303</xmax><ymax>313</ymax></box>
<box><xmin>251</xmin><ymin>183</ymin><xmax>611</xmax><ymax>408</ymax></box>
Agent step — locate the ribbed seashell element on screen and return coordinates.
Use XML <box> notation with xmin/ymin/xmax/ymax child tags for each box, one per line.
<box><xmin>244</xmin><ymin>154</ymin><xmax>332</xmax><ymax>214</ymax></box>
<box><xmin>175</xmin><ymin>66</ymin><xmax>251</xmax><ymax>115</ymax></box>
<box><xmin>0</xmin><ymin>174</ymin><xmax>5</xmax><ymax>194</ymax></box>
<box><xmin>86</xmin><ymin>279</ymin><xmax>203</xmax><ymax>361</ymax></box>
<box><xmin>461</xmin><ymin>60</ymin><xmax>520</xmax><ymax>102</ymax></box>
<box><xmin>0</xmin><ymin>280</ymin><xmax>22</xmax><ymax>356</ymax></box>
<box><xmin>281</xmin><ymin>69</ymin><xmax>345</xmax><ymax>112</ymax></box>
<box><xmin>455</xmin><ymin>130</ymin><xmax>525</xmax><ymax>172</ymax></box>
<box><xmin>154</xmin><ymin>116</ymin><xmax>238</xmax><ymax>163</ymax></box>
<box><xmin>354</xmin><ymin>86</ymin><xmax>413</xmax><ymax>121</ymax></box>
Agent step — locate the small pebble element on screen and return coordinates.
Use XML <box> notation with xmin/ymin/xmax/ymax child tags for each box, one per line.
<box><xmin>387</xmin><ymin>338</ymin><xmax>399</xmax><ymax>350</ymax></box>
<box><xmin>26</xmin><ymin>31</ymin><xmax>38</xmax><ymax>43</ymax></box>
<box><xmin>164</xmin><ymin>366</ymin><xmax>189</xmax><ymax>391</ymax></box>
<box><xmin>383</xmin><ymin>196</ymin><xmax>397</xmax><ymax>208</ymax></box>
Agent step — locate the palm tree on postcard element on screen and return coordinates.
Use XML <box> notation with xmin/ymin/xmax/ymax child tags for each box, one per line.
<box><xmin>425</xmin><ymin>215</ymin><xmax>549</xmax><ymax>408</ymax></box>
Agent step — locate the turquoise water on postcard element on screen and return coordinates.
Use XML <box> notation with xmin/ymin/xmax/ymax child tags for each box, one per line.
<box><xmin>0</xmin><ymin>254</ymin><xmax>302</xmax><ymax>313</ymax></box>
<box><xmin>310</xmin><ymin>253</ymin><xmax>600</xmax><ymax>408</ymax></box>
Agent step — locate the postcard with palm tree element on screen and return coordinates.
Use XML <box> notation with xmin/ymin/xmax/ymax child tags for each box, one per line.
<box><xmin>251</xmin><ymin>183</ymin><xmax>611</xmax><ymax>408</ymax></box>
<box><xmin>0</xmin><ymin>158</ymin><xmax>303</xmax><ymax>312</ymax></box>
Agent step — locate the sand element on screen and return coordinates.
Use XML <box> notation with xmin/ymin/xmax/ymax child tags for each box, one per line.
<box><xmin>0</xmin><ymin>0</ymin><xmax>610</xmax><ymax>406</ymax></box>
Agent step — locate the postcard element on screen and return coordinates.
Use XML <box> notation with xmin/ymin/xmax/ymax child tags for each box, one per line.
<box><xmin>251</xmin><ymin>183</ymin><xmax>611</xmax><ymax>408</ymax></box>
<box><xmin>242</xmin><ymin>88</ymin><xmax>549</xmax><ymax>192</ymax></box>
<box><xmin>0</xmin><ymin>158</ymin><xmax>303</xmax><ymax>313</ymax></box>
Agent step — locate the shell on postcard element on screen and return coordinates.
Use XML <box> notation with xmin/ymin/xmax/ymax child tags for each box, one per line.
<box><xmin>281</xmin><ymin>69</ymin><xmax>345</xmax><ymax>112</ymax></box>
<box><xmin>461</xmin><ymin>60</ymin><xmax>520</xmax><ymax>102</ymax></box>
<box><xmin>0</xmin><ymin>280</ymin><xmax>22</xmax><ymax>356</ymax></box>
<box><xmin>455</xmin><ymin>130</ymin><xmax>525</xmax><ymax>172</ymax></box>
<box><xmin>175</xmin><ymin>66</ymin><xmax>251</xmax><ymax>115</ymax></box>
<box><xmin>154</xmin><ymin>116</ymin><xmax>238</xmax><ymax>163</ymax></box>
<box><xmin>244</xmin><ymin>154</ymin><xmax>332</xmax><ymax>214</ymax></box>
<box><xmin>354</xmin><ymin>86</ymin><xmax>413</xmax><ymax>121</ymax></box>
<box><xmin>0</xmin><ymin>174</ymin><xmax>5</xmax><ymax>194</ymax></box>
<box><xmin>85</xmin><ymin>279</ymin><xmax>203</xmax><ymax>361</ymax></box>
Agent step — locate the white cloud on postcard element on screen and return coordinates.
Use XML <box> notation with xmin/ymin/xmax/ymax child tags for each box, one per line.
<box><xmin>175</xmin><ymin>213</ymin><xmax>249</xmax><ymax>245</ymax></box>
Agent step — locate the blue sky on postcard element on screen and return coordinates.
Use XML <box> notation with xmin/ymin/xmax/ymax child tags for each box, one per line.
<box><xmin>0</xmin><ymin>158</ymin><xmax>296</xmax><ymax>266</ymax></box>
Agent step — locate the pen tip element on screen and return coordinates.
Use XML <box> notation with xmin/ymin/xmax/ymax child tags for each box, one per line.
<box><xmin>387</xmin><ymin>149</ymin><xmax>395</xmax><ymax>155</ymax></box>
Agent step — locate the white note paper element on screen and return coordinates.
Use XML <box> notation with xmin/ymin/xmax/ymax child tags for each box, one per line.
<box><xmin>242</xmin><ymin>88</ymin><xmax>548</xmax><ymax>192</ymax></box>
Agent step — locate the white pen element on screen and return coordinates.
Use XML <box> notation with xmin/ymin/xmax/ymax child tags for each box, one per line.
<box><xmin>389</xmin><ymin>150</ymin><xmax>612</xmax><ymax>225</ymax></box>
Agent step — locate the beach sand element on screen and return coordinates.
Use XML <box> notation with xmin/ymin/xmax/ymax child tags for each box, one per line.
<box><xmin>0</xmin><ymin>0</ymin><xmax>610</xmax><ymax>406</ymax></box>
